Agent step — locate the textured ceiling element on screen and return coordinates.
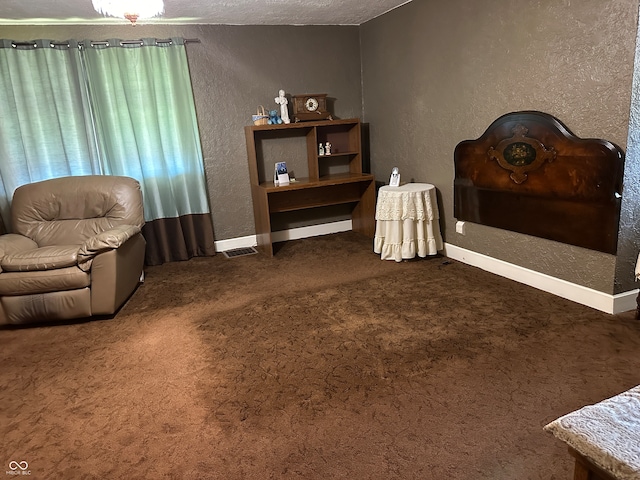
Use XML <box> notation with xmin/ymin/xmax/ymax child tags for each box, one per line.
<box><xmin>0</xmin><ymin>0</ymin><xmax>411</xmax><ymax>26</ymax></box>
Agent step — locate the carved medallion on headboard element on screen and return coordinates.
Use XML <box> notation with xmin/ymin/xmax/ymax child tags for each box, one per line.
<box><xmin>488</xmin><ymin>124</ymin><xmax>556</xmax><ymax>184</ymax></box>
<box><xmin>454</xmin><ymin>111</ymin><xmax>624</xmax><ymax>254</ymax></box>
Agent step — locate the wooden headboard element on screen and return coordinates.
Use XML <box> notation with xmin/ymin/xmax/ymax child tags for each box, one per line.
<box><xmin>454</xmin><ymin>111</ymin><xmax>624</xmax><ymax>254</ymax></box>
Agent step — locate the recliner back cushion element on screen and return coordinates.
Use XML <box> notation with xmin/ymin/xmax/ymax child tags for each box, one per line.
<box><xmin>11</xmin><ymin>175</ymin><xmax>144</xmax><ymax>246</ymax></box>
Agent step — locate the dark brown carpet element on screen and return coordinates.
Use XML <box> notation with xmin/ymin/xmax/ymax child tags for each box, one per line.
<box><xmin>1</xmin><ymin>231</ymin><xmax>639</xmax><ymax>479</ymax></box>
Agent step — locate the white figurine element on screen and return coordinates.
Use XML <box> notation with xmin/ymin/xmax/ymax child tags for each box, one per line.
<box><xmin>275</xmin><ymin>89</ymin><xmax>290</xmax><ymax>124</ymax></box>
<box><xmin>325</xmin><ymin>142</ymin><xmax>331</xmax><ymax>155</ymax></box>
<box><xmin>389</xmin><ymin>167</ymin><xmax>400</xmax><ymax>187</ymax></box>
<box><xmin>319</xmin><ymin>143</ymin><xmax>325</xmax><ymax>156</ymax></box>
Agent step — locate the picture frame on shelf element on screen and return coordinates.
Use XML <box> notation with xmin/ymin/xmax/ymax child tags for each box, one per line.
<box><xmin>275</xmin><ymin>161</ymin><xmax>290</xmax><ymax>186</ymax></box>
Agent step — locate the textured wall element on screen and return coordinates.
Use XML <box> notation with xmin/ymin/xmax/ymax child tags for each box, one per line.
<box><xmin>360</xmin><ymin>0</ymin><xmax>638</xmax><ymax>294</ymax></box>
<box><xmin>0</xmin><ymin>24</ymin><xmax>363</xmax><ymax>242</ymax></box>
<box><xmin>615</xmin><ymin>10</ymin><xmax>640</xmax><ymax>294</ymax></box>
<box><xmin>186</xmin><ymin>25</ymin><xmax>363</xmax><ymax>240</ymax></box>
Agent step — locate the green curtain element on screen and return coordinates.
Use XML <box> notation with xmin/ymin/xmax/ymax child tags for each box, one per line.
<box><xmin>80</xmin><ymin>38</ymin><xmax>215</xmax><ymax>264</ymax></box>
<box><xmin>0</xmin><ymin>37</ymin><xmax>215</xmax><ymax>264</ymax></box>
<box><xmin>0</xmin><ymin>39</ymin><xmax>100</xmax><ymax>228</ymax></box>
<box><xmin>80</xmin><ymin>38</ymin><xmax>211</xmax><ymax>222</ymax></box>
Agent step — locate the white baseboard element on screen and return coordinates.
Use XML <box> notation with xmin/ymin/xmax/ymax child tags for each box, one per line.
<box><xmin>271</xmin><ymin>220</ymin><xmax>352</xmax><ymax>243</ymax></box>
<box><xmin>613</xmin><ymin>290</ymin><xmax>639</xmax><ymax>315</ymax></box>
<box><xmin>444</xmin><ymin>243</ymin><xmax>638</xmax><ymax>315</ymax></box>
<box><xmin>214</xmin><ymin>234</ymin><xmax>257</xmax><ymax>252</ymax></box>
<box><xmin>214</xmin><ymin>220</ymin><xmax>353</xmax><ymax>252</ymax></box>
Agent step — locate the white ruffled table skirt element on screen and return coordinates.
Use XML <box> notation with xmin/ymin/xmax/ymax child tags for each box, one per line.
<box><xmin>373</xmin><ymin>183</ymin><xmax>444</xmax><ymax>262</ymax></box>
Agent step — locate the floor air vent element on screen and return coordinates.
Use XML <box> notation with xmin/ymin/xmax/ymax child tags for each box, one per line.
<box><xmin>222</xmin><ymin>247</ymin><xmax>258</xmax><ymax>259</ymax></box>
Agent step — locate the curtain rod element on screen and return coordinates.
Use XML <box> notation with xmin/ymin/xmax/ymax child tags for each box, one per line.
<box><xmin>9</xmin><ymin>38</ymin><xmax>201</xmax><ymax>49</ymax></box>
<box><xmin>89</xmin><ymin>38</ymin><xmax>201</xmax><ymax>47</ymax></box>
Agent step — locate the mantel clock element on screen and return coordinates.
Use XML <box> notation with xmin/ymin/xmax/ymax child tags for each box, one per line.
<box><xmin>292</xmin><ymin>94</ymin><xmax>332</xmax><ymax>122</ymax></box>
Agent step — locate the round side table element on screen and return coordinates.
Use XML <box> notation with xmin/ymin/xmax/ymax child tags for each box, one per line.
<box><xmin>374</xmin><ymin>183</ymin><xmax>444</xmax><ymax>262</ymax></box>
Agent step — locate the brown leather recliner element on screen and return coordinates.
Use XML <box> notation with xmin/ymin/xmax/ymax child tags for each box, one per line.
<box><xmin>0</xmin><ymin>175</ymin><xmax>146</xmax><ymax>325</ymax></box>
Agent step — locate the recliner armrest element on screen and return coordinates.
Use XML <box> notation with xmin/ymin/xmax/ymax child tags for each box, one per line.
<box><xmin>78</xmin><ymin>225</ymin><xmax>142</xmax><ymax>272</ymax></box>
<box><xmin>0</xmin><ymin>234</ymin><xmax>39</xmax><ymax>273</ymax></box>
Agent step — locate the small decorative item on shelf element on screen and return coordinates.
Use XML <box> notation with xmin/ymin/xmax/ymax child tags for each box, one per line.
<box><xmin>275</xmin><ymin>89</ymin><xmax>291</xmax><ymax>124</ymax></box>
<box><xmin>325</xmin><ymin>142</ymin><xmax>331</xmax><ymax>155</ymax></box>
<box><xmin>318</xmin><ymin>143</ymin><xmax>325</xmax><ymax>156</ymax></box>
<box><xmin>252</xmin><ymin>105</ymin><xmax>268</xmax><ymax>126</ymax></box>
<box><xmin>389</xmin><ymin>167</ymin><xmax>400</xmax><ymax>187</ymax></box>
<box><xmin>292</xmin><ymin>94</ymin><xmax>332</xmax><ymax>122</ymax></box>
<box><xmin>274</xmin><ymin>161</ymin><xmax>290</xmax><ymax>186</ymax></box>
<box><xmin>267</xmin><ymin>110</ymin><xmax>283</xmax><ymax>125</ymax></box>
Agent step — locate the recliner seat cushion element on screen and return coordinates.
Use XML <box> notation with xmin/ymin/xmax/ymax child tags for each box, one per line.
<box><xmin>0</xmin><ymin>266</ymin><xmax>90</xmax><ymax>296</ymax></box>
<box><xmin>1</xmin><ymin>245</ymin><xmax>79</xmax><ymax>272</ymax></box>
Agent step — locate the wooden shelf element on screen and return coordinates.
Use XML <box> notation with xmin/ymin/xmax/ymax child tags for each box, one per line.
<box><xmin>260</xmin><ymin>173</ymin><xmax>374</xmax><ymax>191</ymax></box>
<box><xmin>317</xmin><ymin>151</ymin><xmax>359</xmax><ymax>158</ymax></box>
<box><xmin>249</xmin><ymin>118</ymin><xmax>361</xmax><ymax>131</ymax></box>
<box><xmin>245</xmin><ymin>119</ymin><xmax>375</xmax><ymax>256</ymax></box>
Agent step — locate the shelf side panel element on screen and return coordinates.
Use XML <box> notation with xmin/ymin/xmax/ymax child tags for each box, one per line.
<box><xmin>307</xmin><ymin>128</ymin><xmax>319</xmax><ymax>181</ymax></box>
<box><xmin>352</xmin><ymin>179</ymin><xmax>376</xmax><ymax>237</ymax></box>
<box><xmin>251</xmin><ymin>185</ymin><xmax>274</xmax><ymax>256</ymax></box>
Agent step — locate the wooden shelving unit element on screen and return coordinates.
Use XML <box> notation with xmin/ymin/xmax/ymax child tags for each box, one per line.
<box><xmin>245</xmin><ymin>118</ymin><xmax>375</xmax><ymax>256</ymax></box>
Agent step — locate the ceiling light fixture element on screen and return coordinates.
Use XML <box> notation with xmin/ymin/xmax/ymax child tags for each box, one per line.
<box><xmin>92</xmin><ymin>0</ymin><xmax>164</xmax><ymax>25</ymax></box>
